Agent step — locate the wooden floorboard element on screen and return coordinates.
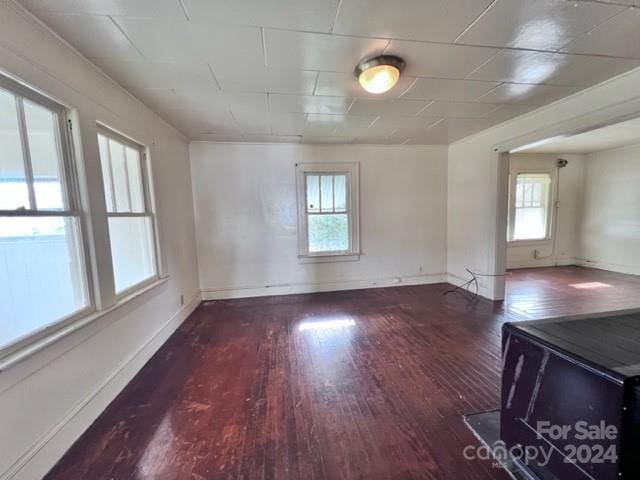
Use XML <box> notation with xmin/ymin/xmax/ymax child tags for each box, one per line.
<box><xmin>44</xmin><ymin>266</ymin><xmax>640</xmax><ymax>479</ymax></box>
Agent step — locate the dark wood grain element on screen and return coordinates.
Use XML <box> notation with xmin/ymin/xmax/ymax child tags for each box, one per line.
<box><xmin>44</xmin><ymin>266</ymin><xmax>640</xmax><ymax>480</ymax></box>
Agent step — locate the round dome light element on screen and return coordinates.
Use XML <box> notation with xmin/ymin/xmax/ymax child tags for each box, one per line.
<box><xmin>355</xmin><ymin>55</ymin><xmax>405</xmax><ymax>94</ymax></box>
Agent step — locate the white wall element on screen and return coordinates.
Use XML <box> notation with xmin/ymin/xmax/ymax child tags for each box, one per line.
<box><xmin>190</xmin><ymin>143</ymin><xmax>448</xmax><ymax>298</ymax></box>
<box><xmin>448</xmin><ymin>65</ymin><xmax>640</xmax><ymax>299</ymax></box>
<box><xmin>0</xmin><ymin>3</ymin><xmax>200</xmax><ymax>479</ymax></box>
<box><xmin>506</xmin><ymin>154</ymin><xmax>585</xmax><ymax>269</ymax></box>
<box><xmin>577</xmin><ymin>144</ymin><xmax>640</xmax><ymax>275</ymax></box>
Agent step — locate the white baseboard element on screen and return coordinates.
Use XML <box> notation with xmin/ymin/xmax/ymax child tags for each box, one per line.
<box><xmin>201</xmin><ymin>273</ymin><xmax>447</xmax><ymax>300</ymax></box>
<box><xmin>3</xmin><ymin>293</ymin><xmax>201</xmax><ymax>480</ymax></box>
<box><xmin>575</xmin><ymin>258</ymin><xmax>640</xmax><ymax>277</ymax></box>
<box><xmin>506</xmin><ymin>257</ymin><xmax>577</xmax><ymax>269</ymax></box>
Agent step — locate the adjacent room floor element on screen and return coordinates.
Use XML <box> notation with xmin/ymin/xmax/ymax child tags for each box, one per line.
<box><xmin>45</xmin><ymin>267</ymin><xmax>640</xmax><ymax>479</ymax></box>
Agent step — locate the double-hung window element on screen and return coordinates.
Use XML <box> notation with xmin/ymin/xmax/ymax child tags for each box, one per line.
<box><xmin>508</xmin><ymin>172</ymin><xmax>553</xmax><ymax>241</ymax></box>
<box><xmin>0</xmin><ymin>77</ymin><xmax>89</xmax><ymax>349</ymax></box>
<box><xmin>296</xmin><ymin>163</ymin><xmax>359</xmax><ymax>258</ymax></box>
<box><xmin>97</xmin><ymin>128</ymin><xmax>158</xmax><ymax>294</ymax></box>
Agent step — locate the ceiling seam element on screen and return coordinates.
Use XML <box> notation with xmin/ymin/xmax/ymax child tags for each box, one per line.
<box><xmin>176</xmin><ymin>0</ymin><xmax>191</xmax><ymax>22</ymax></box>
<box><xmin>452</xmin><ymin>0</ymin><xmax>499</xmax><ymax>44</ymax></box>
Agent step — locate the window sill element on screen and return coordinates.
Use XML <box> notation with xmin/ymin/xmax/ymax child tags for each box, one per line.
<box><xmin>0</xmin><ymin>276</ymin><xmax>170</xmax><ymax>372</ymax></box>
<box><xmin>508</xmin><ymin>238</ymin><xmax>552</xmax><ymax>247</ymax></box>
<box><xmin>299</xmin><ymin>253</ymin><xmax>361</xmax><ymax>264</ymax></box>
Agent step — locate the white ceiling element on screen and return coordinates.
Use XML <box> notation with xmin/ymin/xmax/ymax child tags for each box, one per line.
<box><xmin>517</xmin><ymin>116</ymin><xmax>640</xmax><ymax>154</ymax></box>
<box><xmin>18</xmin><ymin>0</ymin><xmax>640</xmax><ymax>144</ymax></box>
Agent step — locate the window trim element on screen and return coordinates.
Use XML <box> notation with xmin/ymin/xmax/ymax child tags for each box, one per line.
<box><xmin>507</xmin><ymin>170</ymin><xmax>555</xmax><ymax>244</ymax></box>
<box><xmin>0</xmin><ymin>74</ymin><xmax>95</xmax><ymax>358</ymax></box>
<box><xmin>295</xmin><ymin>162</ymin><xmax>360</xmax><ymax>260</ymax></box>
<box><xmin>96</xmin><ymin>125</ymin><xmax>161</xmax><ymax>297</ymax></box>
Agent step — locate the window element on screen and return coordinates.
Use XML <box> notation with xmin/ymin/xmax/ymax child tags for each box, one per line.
<box><xmin>296</xmin><ymin>163</ymin><xmax>359</xmax><ymax>258</ymax></box>
<box><xmin>508</xmin><ymin>173</ymin><xmax>553</xmax><ymax>241</ymax></box>
<box><xmin>97</xmin><ymin>128</ymin><xmax>158</xmax><ymax>294</ymax></box>
<box><xmin>0</xmin><ymin>77</ymin><xmax>89</xmax><ymax>349</ymax></box>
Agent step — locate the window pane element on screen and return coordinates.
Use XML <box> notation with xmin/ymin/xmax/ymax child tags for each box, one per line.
<box><xmin>24</xmin><ymin>100</ymin><xmax>64</xmax><ymax>210</ymax></box>
<box><xmin>514</xmin><ymin>207</ymin><xmax>547</xmax><ymax>240</ymax></box>
<box><xmin>515</xmin><ymin>182</ymin><xmax>523</xmax><ymax>208</ymax></box>
<box><xmin>306</xmin><ymin>174</ymin><xmax>320</xmax><ymax>213</ymax></box>
<box><xmin>0</xmin><ymin>216</ymin><xmax>87</xmax><ymax>348</ymax></box>
<box><xmin>125</xmin><ymin>146</ymin><xmax>145</xmax><ymax>212</ymax></box>
<box><xmin>98</xmin><ymin>134</ymin><xmax>114</xmax><ymax>212</ymax></box>
<box><xmin>334</xmin><ymin>174</ymin><xmax>347</xmax><ymax>212</ymax></box>
<box><xmin>108</xmin><ymin>139</ymin><xmax>130</xmax><ymax>212</ymax></box>
<box><xmin>320</xmin><ymin>175</ymin><xmax>334</xmax><ymax>212</ymax></box>
<box><xmin>308</xmin><ymin>213</ymin><xmax>348</xmax><ymax>252</ymax></box>
<box><xmin>108</xmin><ymin>216</ymin><xmax>156</xmax><ymax>293</ymax></box>
<box><xmin>0</xmin><ymin>89</ymin><xmax>29</xmax><ymax>210</ymax></box>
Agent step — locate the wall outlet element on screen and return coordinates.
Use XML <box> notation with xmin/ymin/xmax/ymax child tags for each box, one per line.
<box><xmin>180</xmin><ymin>294</ymin><xmax>185</xmax><ymax>306</ymax></box>
<box><xmin>534</xmin><ymin>249</ymin><xmax>540</xmax><ymax>259</ymax></box>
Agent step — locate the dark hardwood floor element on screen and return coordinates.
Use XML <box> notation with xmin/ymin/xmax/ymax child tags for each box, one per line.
<box><xmin>45</xmin><ymin>266</ymin><xmax>640</xmax><ymax>480</ymax></box>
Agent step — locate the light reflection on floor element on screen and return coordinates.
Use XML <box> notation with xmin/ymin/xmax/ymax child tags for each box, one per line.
<box><xmin>297</xmin><ymin>317</ymin><xmax>356</xmax><ymax>332</ymax></box>
<box><xmin>569</xmin><ymin>282</ymin><xmax>613</xmax><ymax>290</ymax></box>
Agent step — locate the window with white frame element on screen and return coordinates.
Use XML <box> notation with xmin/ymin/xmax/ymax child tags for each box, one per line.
<box><xmin>0</xmin><ymin>77</ymin><xmax>89</xmax><ymax>349</ymax></box>
<box><xmin>97</xmin><ymin>128</ymin><xmax>158</xmax><ymax>294</ymax></box>
<box><xmin>508</xmin><ymin>172</ymin><xmax>553</xmax><ymax>241</ymax></box>
<box><xmin>296</xmin><ymin>163</ymin><xmax>359</xmax><ymax>257</ymax></box>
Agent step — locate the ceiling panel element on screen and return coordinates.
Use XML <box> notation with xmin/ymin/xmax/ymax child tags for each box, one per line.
<box><xmin>215</xmin><ymin>67</ymin><xmax>317</xmax><ymax>95</ymax></box>
<box><xmin>392</xmin><ymin>121</ymin><xmax>449</xmax><ymax>145</ymax></box>
<box><xmin>314</xmin><ymin>72</ymin><xmax>416</xmax><ymax>99</ymax></box>
<box><xmin>332</xmin><ymin>124</ymin><xmax>397</xmax><ymax>138</ymax></box>
<box><xmin>467</xmin><ymin>50</ymin><xmax>640</xmax><ymax>86</ymax></box>
<box><xmin>306</xmin><ymin>114</ymin><xmax>378</xmax><ymax>129</ymax></box>
<box><xmin>228</xmin><ymin>111</ymin><xmax>271</xmax><ymax>135</ymax></box>
<box><xmin>91</xmin><ymin>59</ymin><xmax>217</xmax><ymax>91</ymax></box>
<box><xmin>264</xmin><ymin>30</ymin><xmax>389</xmax><ymax>72</ymax></box>
<box><xmin>230</xmin><ymin>112</ymin><xmax>314</xmax><ymax>136</ymax></box>
<box><xmin>371</xmin><ymin>116</ymin><xmax>441</xmax><ymax>130</ymax></box>
<box><xmin>269</xmin><ymin>95</ymin><xmax>354</xmax><ymax>114</ymax></box>
<box><xmin>114</xmin><ymin>18</ymin><xmax>264</xmax><ymax>66</ymax></box>
<box><xmin>387</xmin><ymin>41</ymin><xmax>500</xmax><ymax>78</ymax></box>
<box><xmin>402</xmin><ymin>78</ymin><xmax>500</xmax><ymax>101</ymax></box>
<box><xmin>482</xmin><ymin>104</ymin><xmax>538</xmax><ymax>122</ymax></box>
<box><xmin>269</xmin><ymin>113</ymin><xmax>308</xmax><ymax>136</ymax></box>
<box><xmin>347</xmin><ymin>98</ymin><xmax>430</xmax><ymax>116</ymax></box>
<box><xmin>192</xmin><ymin>133</ymin><xmax>245</xmax><ymax>142</ymax></box>
<box><xmin>352</xmin><ymin>137</ymin><xmax>408</xmax><ymax>145</ymax></box>
<box><xmin>35</xmin><ymin>13</ymin><xmax>143</xmax><ymax>60</ymax></box>
<box><xmin>561</xmin><ymin>9</ymin><xmax>640</xmax><ymax>59</ymax></box>
<box><xmin>418</xmin><ymin>101</ymin><xmax>500</xmax><ymax>118</ymax></box>
<box><xmin>396</xmin><ymin>118</ymin><xmax>500</xmax><ymax>143</ymax></box>
<box><xmin>20</xmin><ymin>0</ymin><xmax>188</xmax><ymax>17</ymax></box>
<box><xmin>333</xmin><ymin>0</ymin><xmax>494</xmax><ymax>43</ymax></box>
<box><xmin>182</xmin><ymin>0</ymin><xmax>340</xmax><ymax>32</ymax></box>
<box><xmin>243</xmin><ymin>134</ymin><xmax>303</xmax><ymax>144</ymax></box>
<box><xmin>456</xmin><ymin>0</ymin><xmax>624</xmax><ymax>50</ymax></box>
<box><xmin>475</xmin><ymin>83</ymin><xmax>578</xmax><ymax>104</ymax></box>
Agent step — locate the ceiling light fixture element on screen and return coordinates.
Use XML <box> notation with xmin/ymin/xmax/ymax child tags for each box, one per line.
<box><xmin>355</xmin><ymin>55</ymin><xmax>405</xmax><ymax>94</ymax></box>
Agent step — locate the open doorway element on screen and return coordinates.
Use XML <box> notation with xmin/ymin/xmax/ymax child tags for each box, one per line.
<box><xmin>502</xmin><ymin>116</ymin><xmax>640</xmax><ymax>317</ymax></box>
